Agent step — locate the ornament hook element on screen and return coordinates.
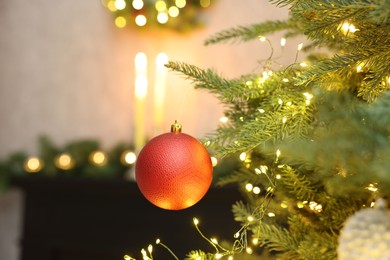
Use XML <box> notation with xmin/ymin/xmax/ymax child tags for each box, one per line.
<box><xmin>171</xmin><ymin>120</ymin><xmax>182</xmax><ymax>133</ymax></box>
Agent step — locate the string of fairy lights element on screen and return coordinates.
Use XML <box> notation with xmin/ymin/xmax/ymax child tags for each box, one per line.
<box><xmin>118</xmin><ymin>20</ymin><xmax>382</xmax><ymax>260</ymax></box>
<box><xmin>102</xmin><ymin>0</ymin><xmax>214</xmax><ymax>31</ymax></box>
<box><xmin>22</xmin><ymin>149</ymin><xmax>218</xmax><ymax>174</ymax></box>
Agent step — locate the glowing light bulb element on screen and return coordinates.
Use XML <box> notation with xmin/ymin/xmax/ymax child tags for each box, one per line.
<box><xmin>280</xmin><ymin>37</ymin><xmax>286</xmax><ymax>47</ymax></box>
<box><xmin>89</xmin><ymin>151</ymin><xmax>107</xmax><ymax>166</ymax></box>
<box><xmin>252</xmin><ymin>238</ymin><xmax>259</xmax><ymax>245</ymax></box>
<box><xmin>276</xmin><ymin>149</ymin><xmax>281</xmax><ymax>158</ymax></box>
<box><xmin>55</xmin><ymin>153</ymin><xmax>75</xmax><ymax>170</ymax></box>
<box><xmin>219</xmin><ymin>116</ymin><xmax>228</xmax><ymax>123</ymax></box>
<box><xmin>282</xmin><ymin>117</ymin><xmax>287</xmax><ymax>123</ymax></box>
<box><xmin>297</xmin><ymin>43</ymin><xmax>303</xmax><ymax>51</ymax></box>
<box><xmin>193</xmin><ymin>217</ymin><xmax>199</xmax><ymax>225</ymax></box>
<box><xmin>211</xmin><ymin>157</ymin><xmax>218</xmax><ymax>167</ymax></box>
<box><xmin>168</xmin><ymin>6</ymin><xmax>179</xmax><ymax>17</ymax></box>
<box><xmin>148</xmin><ymin>244</ymin><xmax>153</xmax><ymax>253</ymax></box>
<box><xmin>253</xmin><ymin>186</ymin><xmax>261</xmax><ymax>194</ymax></box>
<box><xmin>107</xmin><ymin>0</ymin><xmax>117</xmax><ymax>11</ymax></box>
<box><xmin>215</xmin><ymin>253</ymin><xmax>223</xmax><ymax>259</ymax></box>
<box><xmin>157</xmin><ymin>12</ymin><xmax>169</xmax><ymax>24</ymax></box>
<box><xmin>234</xmin><ymin>232</ymin><xmax>240</xmax><ymax>238</ymax></box>
<box><xmin>239</xmin><ymin>152</ymin><xmax>247</xmax><ymax>161</ymax></box>
<box><xmin>155</xmin><ymin>0</ymin><xmax>167</xmax><ymax>11</ymax></box>
<box><xmin>247</xmin><ymin>216</ymin><xmax>254</xmax><ymax>222</ymax></box>
<box><xmin>121</xmin><ymin>151</ymin><xmax>137</xmax><ymax>165</ymax></box>
<box><xmin>132</xmin><ymin>0</ymin><xmax>144</xmax><ymax>10</ymax></box>
<box><xmin>268</xmin><ymin>212</ymin><xmax>275</xmax><ymax>217</ymax></box>
<box><xmin>258</xmin><ymin>108</ymin><xmax>265</xmax><ymax>113</ymax></box>
<box><xmin>115</xmin><ymin>0</ymin><xmax>126</xmax><ymax>10</ymax></box>
<box><xmin>135</xmin><ymin>15</ymin><xmax>147</xmax><ymax>26</ymax></box>
<box><xmin>245</xmin><ymin>183</ymin><xmax>253</xmax><ymax>192</ymax></box>
<box><xmin>246</xmin><ymin>247</ymin><xmax>253</xmax><ymax>254</ymax></box>
<box><xmin>115</xmin><ymin>16</ymin><xmax>127</xmax><ymax>28</ymax></box>
<box><xmin>211</xmin><ymin>238</ymin><xmax>218</xmax><ymax>244</ymax></box>
<box><xmin>281</xmin><ymin>201</ymin><xmax>288</xmax><ymax>208</ymax></box>
<box><xmin>24</xmin><ymin>157</ymin><xmax>44</xmax><ymax>173</ymax></box>
<box><xmin>175</xmin><ymin>0</ymin><xmax>186</xmax><ymax>8</ymax></box>
<box><xmin>259</xmin><ymin>36</ymin><xmax>266</xmax><ymax>42</ymax></box>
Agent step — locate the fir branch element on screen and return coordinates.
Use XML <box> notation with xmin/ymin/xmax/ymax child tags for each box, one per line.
<box><xmin>204</xmin><ymin>20</ymin><xmax>296</xmax><ymax>46</ymax></box>
<box><xmin>253</xmin><ymin>223</ymin><xmax>300</xmax><ymax>257</ymax></box>
<box><xmin>277</xmin><ymin>165</ymin><xmax>317</xmax><ymax>202</ymax></box>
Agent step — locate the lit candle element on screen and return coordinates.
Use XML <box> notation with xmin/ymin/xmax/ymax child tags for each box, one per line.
<box><xmin>153</xmin><ymin>52</ymin><xmax>168</xmax><ymax>134</ymax></box>
<box><xmin>134</xmin><ymin>52</ymin><xmax>148</xmax><ymax>154</ymax></box>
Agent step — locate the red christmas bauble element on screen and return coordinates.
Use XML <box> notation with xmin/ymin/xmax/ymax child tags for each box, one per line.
<box><xmin>135</xmin><ymin>122</ymin><xmax>213</xmax><ymax>210</ymax></box>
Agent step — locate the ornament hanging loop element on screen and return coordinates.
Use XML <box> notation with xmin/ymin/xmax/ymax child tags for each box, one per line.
<box><xmin>171</xmin><ymin>120</ymin><xmax>182</xmax><ymax>133</ymax></box>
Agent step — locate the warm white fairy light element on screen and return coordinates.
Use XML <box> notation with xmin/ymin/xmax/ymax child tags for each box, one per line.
<box><xmin>239</xmin><ymin>152</ymin><xmax>247</xmax><ymax>161</ymax></box>
<box><xmin>260</xmin><ymin>165</ymin><xmax>268</xmax><ymax>173</ymax></box>
<box><xmin>258</xmin><ymin>108</ymin><xmax>265</xmax><ymax>113</ymax></box>
<box><xmin>297</xmin><ymin>43</ymin><xmax>303</xmax><ymax>51</ymax></box>
<box><xmin>300</xmin><ymin>62</ymin><xmax>308</xmax><ymax>67</ymax></box>
<box><xmin>253</xmin><ymin>186</ymin><xmax>261</xmax><ymax>194</ymax></box>
<box><xmin>282</xmin><ymin>78</ymin><xmax>289</xmax><ymax>82</ymax></box>
<box><xmin>227</xmin><ymin>256</ymin><xmax>233</xmax><ymax>260</ymax></box>
<box><xmin>281</xmin><ymin>201</ymin><xmax>288</xmax><ymax>208</ymax></box>
<box><xmin>259</xmin><ymin>36</ymin><xmax>266</xmax><ymax>42</ymax></box>
<box><xmin>255</xmin><ymin>168</ymin><xmax>261</xmax><ymax>174</ymax></box>
<box><xmin>211</xmin><ymin>156</ymin><xmax>218</xmax><ymax>167</ymax></box>
<box><xmin>246</xmin><ymin>247</ymin><xmax>253</xmax><ymax>254</ymax></box>
<box><xmin>280</xmin><ymin>37</ymin><xmax>286</xmax><ymax>47</ymax></box>
<box><xmin>89</xmin><ymin>151</ymin><xmax>108</xmax><ymax>166</ymax></box>
<box><xmin>168</xmin><ymin>6</ymin><xmax>179</xmax><ymax>17</ymax></box>
<box><xmin>282</xmin><ymin>117</ymin><xmax>287</xmax><ymax>124</ymax></box>
<box><xmin>215</xmin><ymin>253</ymin><xmax>223</xmax><ymax>259</ymax></box>
<box><xmin>121</xmin><ymin>150</ymin><xmax>137</xmax><ymax>165</ymax></box>
<box><xmin>276</xmin><ymin>149</ymin><xmax>281</xmax><ymax>158</ymax></box>
<box><xmin>268</xmin><ymin>212</ymin><xmax>276</xmax><ymax>217</ymax></box>
<box><xmin>245</xmin><ymin>183</ymin><xmax>253</xmax><ymax>192</ymax></box>
<box><xmin>366</xmin><ymin>183</ymin><xmax>378</xmax><ymax>192</ymax></box>
<box><xmin>115</xmin><ymin>16</ymin><xmax>127</xmax><ymax>28</ymax></box>
<box><xmin>156</xmin><ymin>238</ymin><xmax>161</xmax><ymax>244</ymax></box>
<box><xmin>107</xmin><ymin>1</ymin><xmax>117</xmax><ymax>11</ymax></box>
<box><xmin>219</xmin><ymin>116</ymin><xmax>228</xmax><ymax>123</ymax></box>
<box><xmin>148</xmin><ymin>244</ymin><xmax>153</xmax><ymax>253</ymax></box>
<box><xmin>55</xmin><ymin>153</ymin><xmax>75</xmax><ymax>170</ymax></box>
<box><xmin>193</xmin><ymin>217</ymin><xmax>199</xmax><ymax>226</ymax></box>
<box><xmin>155</xmin><ymin>0</ymin><xmax>167</xmax><ymax>11</ymax></box>
<box><xmin>135</xmin><ymin>14</ymin><xmax>147</xmax><ymax>26</ymax></box>
<box><xmin>211</xmin><ymin>238</ymin><xmax>218</xmax><ymax>244</ymax></box>
<box><xmin>157</xmin><ymin>12</ymin><xmax>169</xmax><ymax>24</ymax></box>
<box><xmin>286</xmin><ymin>101</ymin><xmax>292</xmax><ymax>106</ymax></box>
<box><xmin>124</xmin><ymin>254</ymin><xmax>136</xmax><ymax>260</ymax></box>
<box><xmin>132</xmin><ymin>0</ymin><xmax>144</xmax><ymax>10</ymax></box>
<box><xmin>340</xmin><ymin>22</ymin><xmax>359</xmax><ymax>34</ymax></box>
<box><xmin>278</xmin><ymin>98</ymin><xmax>283</xmax><ymax>105</ymax></box>
<box><xmin>115</xmin><ymin>0</ymin><xmax>126</xmax><ymax>10</ymax></box>
<box><xmin>24</xmin><ymin>157</ymin><xmax>44</xmax><ymax>173</ymax></box>
<box><xmin>247</xmin><ymin>216</ymin><xmax>254</xmax><ymax>222</ymax></box>
<box><xmin>297</xmin><ymin>201</ymin><xmax>304</xmax><ymax>208</ymax></box>
<box><xmin>276</xmin><ymin>174</ymin><xmax>281</xmax><ymax>179</ymax></box>
<box><xmin>175</xmin><ymin>0</ymin><xmax>186</xmax><ymax>8</ymax></box>
<box><xmin>234</xmin><ymin>232</ymin><xmax>240</xmax><ymax>238</ymax></box>
<box><xmin>309</xmin><ymin>201</ymin><xmax>323</xmax><ymax>212</ymax></box>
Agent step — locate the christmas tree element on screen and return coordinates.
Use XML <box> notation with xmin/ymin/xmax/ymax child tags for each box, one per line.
<box><xmin>165</xmin><ymin>0</ymin><xmax>390</xmax><ymax>259</ymax></box>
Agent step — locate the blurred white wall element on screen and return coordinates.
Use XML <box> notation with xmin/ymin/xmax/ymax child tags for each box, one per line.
<box><xmin>0</xmin><ymin>0</ymin><xmax>294</xmax><ymax>158</ymax></box>
<box><xmin>0</xmin><ymin>1</ymin><xmax>298</xmax><ymax>259</ymax></box>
